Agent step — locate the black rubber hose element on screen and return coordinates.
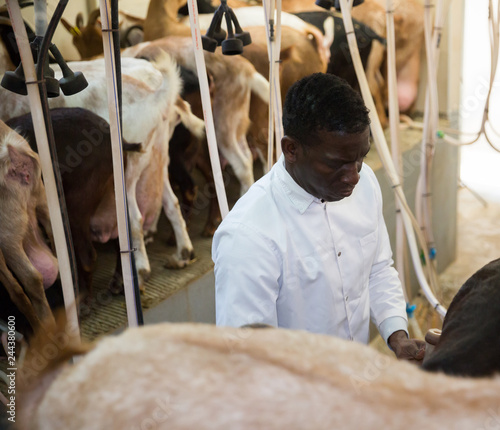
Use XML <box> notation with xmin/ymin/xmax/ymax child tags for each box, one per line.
<box><xmin>111</xmin><ymin>0</ymin><xmax>144</xmax><ymax>325</ymax></box>
<box><xmin>35</xmin><ymin>0</ymin><xmax>81</xmax><ymax>315</ymax></box>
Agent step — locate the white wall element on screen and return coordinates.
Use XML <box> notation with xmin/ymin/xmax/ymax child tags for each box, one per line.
<box><xmin>459</xmin><ymin>0</ymin><xmax>500</xmax><ymax>202</ymax></box>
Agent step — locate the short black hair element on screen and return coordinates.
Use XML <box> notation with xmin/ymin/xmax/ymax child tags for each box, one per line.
<box><xmin>282</xmin><ymin>73</ymin><xmax>370</xmax><ymax>145</ymax></box>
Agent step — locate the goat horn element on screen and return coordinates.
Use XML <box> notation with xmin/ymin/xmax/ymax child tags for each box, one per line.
<box><xmin>88</xmin><ymin>8</ymin><xmax>101</xmax><ymax>26</ymax></box>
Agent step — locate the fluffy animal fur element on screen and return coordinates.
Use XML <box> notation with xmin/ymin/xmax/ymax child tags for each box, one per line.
<box><xmin>16</xmin><ymin>322</ymin><xmax>500</xmax><ymax>429</ymax></box>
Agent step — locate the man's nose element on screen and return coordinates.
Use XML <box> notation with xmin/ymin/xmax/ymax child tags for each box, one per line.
<box><xmin>340</xmin><ymin>163</ymin><xmax>360</xmax><ymax>186</ymax></box>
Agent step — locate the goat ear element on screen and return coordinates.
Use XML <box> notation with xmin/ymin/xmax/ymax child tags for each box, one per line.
<box><xmin>281</xmin><ymin>136</ymin><xmax>299</xmax><ymax>163</ymax></box>
<box><xmin>76</xmin><ymin>12</ymin><xmax>84</xmax><ymax>29</ymax></box>
<box><xmin>7</xmin><ymin>144</ymin><xmax>37</xmax><ymax>186</ymax></box>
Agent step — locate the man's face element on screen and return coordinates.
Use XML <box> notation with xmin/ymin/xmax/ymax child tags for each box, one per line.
<box><xmin>284</xmin><ymin>127</ymin><xmax>371</xmax><ymax>202</ymax></box>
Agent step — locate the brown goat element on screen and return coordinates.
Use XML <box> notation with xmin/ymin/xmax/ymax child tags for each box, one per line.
<box><xmin>0</xmin><ymin>120</ymin><xmax>56</xmax><ymax>330</ymax></box>
<box><xmin>15</xmin><ymin>321</ymin><xmax>500</xmax><ymax>429</ymax></box>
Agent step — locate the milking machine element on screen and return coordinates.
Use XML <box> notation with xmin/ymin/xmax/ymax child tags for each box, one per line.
<box><xmin>201</xmin><ymin>0</ymin><xmax>252</xmax><ymax>54</ymax></box>
<box><xmin>316</xmin><ymin>0</ymin><xmax>447</xmax><ymax>322</ymax></box>
<box><xmin>201</xmin><ymin>0</ymin><xmax>284</xmax><ymax>172</ymax></box>
<box><xmin>2</xmin><ymin>0</ymin><xmax>145</xmax><ymax>330</ymax></box>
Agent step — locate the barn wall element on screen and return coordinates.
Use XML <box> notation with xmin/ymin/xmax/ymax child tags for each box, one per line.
<box><xmin>373</xmin><ymin>129</ymin><xmax>459</xmax><ymax>298</ymax></box>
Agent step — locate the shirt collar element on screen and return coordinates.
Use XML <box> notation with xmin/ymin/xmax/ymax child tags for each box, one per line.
<box><xmin>274</xmin><ymin>154</ymin><xmax>322</xmax><ymax>214</ymax></box>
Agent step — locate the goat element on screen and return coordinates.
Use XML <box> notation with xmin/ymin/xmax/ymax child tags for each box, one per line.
<box><xmin>0</xmin><ymin>53</ymin><xmax>197</xmax><ymax>290</ymax></box>
<box><xmin>60</xmin><ymin>9</ymin><xmax>145</xmax><ymax>60</ymax></box>
<box><xmin>15</xmin><ymin>320</ymin><xmax>500</xmax><ymax>429</ymax></box>
<box><xmin>422</xmin><ymin>257</ymin><xmax>500</xmax><ymax>377</ymax></box>
<box><xmin>5</xmin><ymin>107</ymin><xmax>143</xmax><ymax>306</ymax></box>
<box><xmin>122</xmin><ymin>37</ymin><xmax>269</xmax><ymax>197</ymax></box>
<box><xmin>255</xmin><ymin>0</ymin><xmax>424</xmax><ymax>127</ymax></box>
<box><xmin>0</xmin><ymin>120</ymin><xmax>56</xmax><ymax>330</ymax></box>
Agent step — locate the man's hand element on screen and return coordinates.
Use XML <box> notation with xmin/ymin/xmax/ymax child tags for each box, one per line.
<box><xmin>388</xmin><ymin>330</ymin><xmax>426</xmax><ymax>365</ymax></box>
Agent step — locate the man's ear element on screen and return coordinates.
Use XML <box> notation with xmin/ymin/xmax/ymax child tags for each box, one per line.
<box><xmin>281</xmin><ymin>136</ymin><xmax>299</xmax><ymax>163</ymax></box>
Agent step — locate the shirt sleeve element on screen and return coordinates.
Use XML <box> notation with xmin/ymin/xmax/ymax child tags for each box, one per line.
<box><xmin>366</xmin><ymin>170</ymin><xmax>409</xmax><ymax>331</ymax></box>
<box><xmin>212</xmin><ymin>222</ymin><xmax>281</xmax><ymax>328</ymax></box>
<box><xmin>379</xmin><ymin>316</ymin><xmax>409</xmax><ymax>345</ymax></box>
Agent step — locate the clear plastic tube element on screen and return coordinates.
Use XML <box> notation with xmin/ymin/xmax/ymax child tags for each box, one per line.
<box><xmin>263</xmin><ymin>0</ymin><xmax>284</xmax><ymax>170</ymax></box>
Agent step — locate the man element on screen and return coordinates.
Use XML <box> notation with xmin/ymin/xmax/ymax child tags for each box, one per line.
<box><xmin>212</xmin><ymin>73</ymin><xmax>425</xmax><ymax>362</ymax></box>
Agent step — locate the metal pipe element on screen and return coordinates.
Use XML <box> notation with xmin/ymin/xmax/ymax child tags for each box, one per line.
<box><xmin>99</xmin><ymin>0</ymin><xmax>141</xmax><ymax>327</ymax></box>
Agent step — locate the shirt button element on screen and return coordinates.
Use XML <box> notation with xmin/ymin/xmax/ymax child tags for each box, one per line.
<box><xmin>338</xmin><ymin>251</ymin><xmax>341</xmax><ymax>257</ymax></box>
<box><xmin>350</xmin><ymin>336</ymin><xmax>354</xmax><ymax>341</ymax></box>
<box><xmin>345</xmin><ymin>295</ymin><xmax>349</xmax><ymax>301</ymax></box>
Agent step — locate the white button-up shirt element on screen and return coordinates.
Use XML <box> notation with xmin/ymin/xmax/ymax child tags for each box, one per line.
<box><xmin>213</xmin><ymin>155</ymin><xmax>408</xmax><ymax>344</ymax></box>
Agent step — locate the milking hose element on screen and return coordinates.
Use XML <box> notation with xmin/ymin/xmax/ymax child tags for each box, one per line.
<box><xmin>338</xmin><ymin>0</ymin><xmax>447</xmax><ymax>318</ymax></box>
<box><xmin>187</xmin><ymin>0</ymin><xmax>230</xmax><ymax>219</ymax></box>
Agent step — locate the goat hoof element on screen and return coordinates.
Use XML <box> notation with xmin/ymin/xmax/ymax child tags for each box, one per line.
<box><xmin>108</xmin><ymin>275</ymin><xmax>124</xmax><ymax>296</ymax></box>
<box><xmin>138</xmin><ymin>268</ymin><xmax>151</xmax><ymax>285</ymax></box>
<box><xmin>164</xmin><ymin>252</ymin><xmax>196</xmax><ymax>270</ymax></box>
<box><xmin>181</xmin><ymin>248</ymin><xmax>195</xmax><ymax>261</ymax></box>
<box><xmin>79</xmin><ymin>296</ymin><xmax>93</xmax><ymax>318</ymax></box>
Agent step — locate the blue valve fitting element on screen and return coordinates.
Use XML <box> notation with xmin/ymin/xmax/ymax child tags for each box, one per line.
<box><xmin>406</xmin><ymin>303</ymin><xmax>417</xmax><ymax>318</ymax></box>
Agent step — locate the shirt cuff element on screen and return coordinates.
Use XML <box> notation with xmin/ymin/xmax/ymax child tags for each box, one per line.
<box><xmin>379</xmin><ymin>316</ymin><xmax>409</xmax><ymax>346</ymax></box>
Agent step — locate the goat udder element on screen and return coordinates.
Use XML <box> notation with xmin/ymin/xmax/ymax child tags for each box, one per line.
<box><xmin>25</xmin><ymin>244</ymin><xmax>59</xmax><ymax>289</ymax></box>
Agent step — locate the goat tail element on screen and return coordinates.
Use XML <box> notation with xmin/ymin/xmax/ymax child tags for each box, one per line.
<box><xmin>249</xmin><ymin>72</ymin><xmax>270</xmax><ymax>105</ymax></box>
<box><xmin>305</xmin><ymin>24</ymin><xmax>331</xmax><ymax>72</ymax></box>
<box><xmin>19</xmin><ymin>309</ymin><xmax>90</xmax><ymax>382</ymax></box>
<box><xmin>176</xmin><ymin>98</ymin><xmax>206</xmax><ymax>140</ymax></box>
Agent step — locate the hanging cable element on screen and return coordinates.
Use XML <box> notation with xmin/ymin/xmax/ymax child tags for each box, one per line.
<box><xmin>385</xmin><ymin>0</ymin><xmax>423</xmax><ymax>338</ymax></box>
<box><xmin>404</xmin><ymin>0</ymin><xmax>500</xmax><ymax>151</ymax></box>
<box><xmin>415</xmin><ymin>0</ymin><xmax>446</xmax><ymax>301</ymax></box>
<box><xmin>337</xmin><ymin>0</ymin><xmax>447</xmax><ymax>318</ymax></box>
<box><xmin>187</xmin><ymin>0</ymin><xmax>229</xmax><ymax>220</ymax></box>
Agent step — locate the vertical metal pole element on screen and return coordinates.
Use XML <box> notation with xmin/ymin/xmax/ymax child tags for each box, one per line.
<box><xmin>99</xmin><ymin>0</ymin><xmax>140</xmax><ymax>327</ymax></box>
